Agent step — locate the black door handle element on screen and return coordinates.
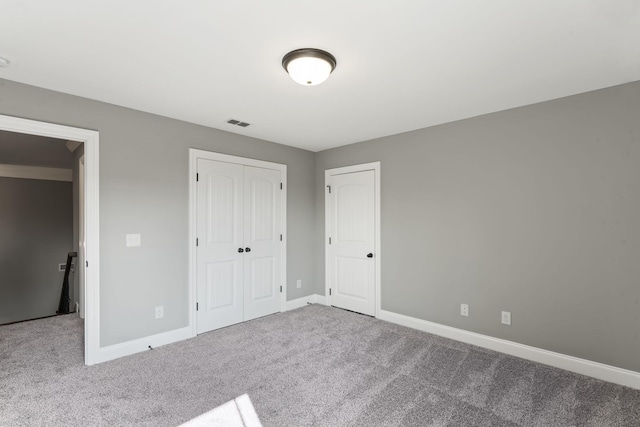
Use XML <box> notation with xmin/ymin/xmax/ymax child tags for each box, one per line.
<box><xmin>367</xmin><ymin>253</ymin><xmax>373</xmax><ymax>258</ymax></box>
<box><xmin>245</xmin><ymin>247</ymin><xmax>251</xmax><ymax>253</ymax></box>
<box><xmin>238</xmin><ymin>248</ymin><xmax>244</xmax><ymax>253</ymax></box>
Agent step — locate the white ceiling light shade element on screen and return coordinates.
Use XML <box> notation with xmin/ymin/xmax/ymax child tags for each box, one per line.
<box><xmin>282</xmin><ymin>48</ymin><xmax>336</xmax><ymax>86</ymax></box>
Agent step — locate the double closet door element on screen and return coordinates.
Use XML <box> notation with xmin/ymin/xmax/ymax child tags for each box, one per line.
<box><xmin>196</xmin><ymin>158</ymin><xmax>282</xmax><ymax>334</ymax></box>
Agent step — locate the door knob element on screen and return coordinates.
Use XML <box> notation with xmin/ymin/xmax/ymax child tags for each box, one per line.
<box><xmin>245</xmin><ymin>247</ymin><xmax>251</xmax><ymax>253</ymax></box>
<box><xmin>367</xmin><ymin>253</ymin><xmax>373</xmax><ymax>258</ymax></box>
<box><xmin>238</xmin><ymin>248</ymin><xmax>244</xmax><ymax>253</ymax></box>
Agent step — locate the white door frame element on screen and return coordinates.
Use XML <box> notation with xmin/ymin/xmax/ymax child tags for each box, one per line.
<box><xmin>78</xmin><ymin>155</ymin><xmax>85</xmax><ymax>319</ymax></box>
<box><xmin>188</xmin><ymin>149</ymin><xmax>287</xmax><ymax>336</ymax></box>
<box><xmin>325</xmin><ymin>162</ymin><xmax>381</xmax><ymax>317</ymax></box>
<box><xmin>0</xmin><ymin>114</ymin><xmax>100</xmax><ymax>366</ymax></box>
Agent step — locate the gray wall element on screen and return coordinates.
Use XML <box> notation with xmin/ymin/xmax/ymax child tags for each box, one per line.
<box><xmin>0</xmin><ymin>130</ymin><xmax>73</xmax><ymax>168</ymax></box>
<box><xmin>0</xmin><ymin>177</ymin><xmax>73</xmax><ymax>324</ymax></box>
<box><xmin>3</xmin><ymin>76</ymin><xmax>639</xmax><ymax>374</ymax></box>
<box><xmin>0</xmin><ymin>78</ymin><xmax>316</xmax><ymax>347</ymax></box>
<box><xmin>315</xmin><ymin>81</ymin><xmax>640</xmax><ymax>373</ymax></box>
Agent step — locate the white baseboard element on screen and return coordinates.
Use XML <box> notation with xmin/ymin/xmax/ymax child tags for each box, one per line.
<box><xmin>285</xmin><ymin>294</ymin><xmax>328</xmax><ymax>310</ymax></box>
<box><xmin>285</xmin><ymin>295</ymin><xmax>317</xmax><ymax>311</ymax></box>
<box><xmin>377</xmin><ymin>309</ymin><xmax>640</xmax><ymax>390</ymax></box>
<box><xmin>314</xmin><ymin>295</ymin><xmax>328</xmax><ymax>306</ymax></box>
<box><xmin>93</xmin><ymin>326</ymin><xmax>193</xmax><ymax>365</ymax></box>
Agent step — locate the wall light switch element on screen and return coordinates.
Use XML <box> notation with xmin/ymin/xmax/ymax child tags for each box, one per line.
<box><xmin>501</xmin><ymin>311</ymin><xmax>512</xmax><ymax>326</ymax></box>
<box><xmin>296</xmin><ymin>279</ymin><xmax>302</xmax><ymax>289</ymax></box>
<box><xmin>126</xmin><ymin>234</ymin><xmax>141</xmax><ymax>247</ymax></box>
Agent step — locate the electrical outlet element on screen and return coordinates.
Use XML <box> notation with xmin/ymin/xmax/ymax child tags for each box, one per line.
<box><xmin>126</xmin><ymin>233</ymin><xmax>141</xmax><ymax>247</ymax></box>
<box><xmin>501</xmin><ymin>311</ymin><xmax>511</xmax><ymax>326</ymax></box>
<box><xmin>460</xmin><ymin>303</ymin><xmax>469</xmax><ymax>317</ymax></box>
<box><xmin>296</xmin><ymin>279</ymin><xmax>302</xmax><ymax>289</ymax></box>
<box><xmin>155</xmin><ymin>306</ymin><xmax>164</xmax><ymax>319</ymax></box>
<box><xmin>59</xmin><ymin>263</ymin><xmax>75</xmax><ymax>272</ymax></box>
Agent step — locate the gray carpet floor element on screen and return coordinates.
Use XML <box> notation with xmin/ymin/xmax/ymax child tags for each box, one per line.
<box><xmin>1</xmin><ymin>304</ymin><xmax>639</xmax><ymax>426</ymax></box>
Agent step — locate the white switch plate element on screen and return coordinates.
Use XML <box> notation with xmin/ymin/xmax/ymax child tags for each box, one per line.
<box><xmin>155</xmin><ymin>306</ymin><xmax>164</xmax><ymax>319</ymax></box>
<box><xmin>126</xmin><ymin>234</ymin><xmax>141</xmax><ymax>247</ymax></box>
<box><xmin>296</xmin><ymin>279</ymin><xmax>302</xmax><ymax>289</ymax></box>
<box><xmin>460</xmin><ymin>303</ymin><xmax>469</xmax><ymax>317</ymax></box>
<box><xmin>501</xmin><ymin>311</ymin><xmax>512</xmax><ymax>325</ymax></box>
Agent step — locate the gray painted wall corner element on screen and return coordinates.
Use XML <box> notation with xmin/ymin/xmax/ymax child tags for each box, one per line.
<box><xmin>315</xmin><ymin>81</ymin><xmax>640</xmax><ymax>373</ymax></box>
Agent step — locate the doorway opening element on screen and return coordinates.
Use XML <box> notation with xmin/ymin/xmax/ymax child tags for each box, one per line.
<box><xmin>0</xmin><ymin>114</ymin><xmax>99</xmax><ymax>365</ymax></box>
<box><xmin>0</xmin><ymin>131</ymin><xmax>83</xmax><ymax>325</ymax></box>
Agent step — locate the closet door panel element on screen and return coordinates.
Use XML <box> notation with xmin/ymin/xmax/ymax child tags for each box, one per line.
<box><xmin>196</xmin><ymin>159</ymin><xmax>244</xmax><ymax>333</ymax></box>
<box><xmin>243</xmin><ymin>166</ymin><xmax>282</xmax><ymax>321</ymax></box>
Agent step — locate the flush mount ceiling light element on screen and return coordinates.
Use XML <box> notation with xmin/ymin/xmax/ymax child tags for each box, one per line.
<box><xmin>282</xmin><ymin>48</ymin><xmax>336</xmax><ymax>86</ymax></box>
<box><xmin>0</xmin><ymin>57</ymin><xmax>10</xmax><ymax>68</ymax></box>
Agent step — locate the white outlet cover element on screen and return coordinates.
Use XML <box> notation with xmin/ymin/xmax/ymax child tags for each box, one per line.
<box><xmin>126</xmin><ymin>233</ymin><xmax>141</xmax><ymax>247</ymax></box>
<box><xmin>460</xmin><ymin>304</ymin><xmax>469</xmax><ymax>317</ymax></box>
<box><xmin>155</xmin><ymin>306</ymin><xmax>164</xmax><ymax>319</ymax></box>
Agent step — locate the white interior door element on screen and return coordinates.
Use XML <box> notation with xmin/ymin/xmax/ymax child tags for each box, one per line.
<box><xmin>243</xmin><ymin>166</ymin><xmax>282</xmax><ymax>321</ymax></box>
<box><xmin>196</xmin><ymin>157</ymin><xmax>283</xmax><ymax>334</ymax></box>
<box><xmin>197</xmin><ymin>159</ymin><xmax>244</xmax><ymax>333</ymax></box>
<box><xmin>327</xmin><ymin>169</ymin><xmax>376</xmax><ymax>316</ymax></box>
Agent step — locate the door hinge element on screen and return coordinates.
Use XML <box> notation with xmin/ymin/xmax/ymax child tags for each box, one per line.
<box><xmin>196</xmin><ymin>302</ymin><xmax>199</xmax><ymax>311</ymax></box>
<box><xmin>86</xmin><ymin>261</ymin><xmax>88</xmax><ymax>267</ymax></box>
<box><xmin>329</xmin><ymin>288</ymin><xmax>332</xmax><ymax>296</ymax></box>
<box><xmin>327</xmin><ymin>185</ymin><xmax>331</xmax><ymax>193</ymax></box>
<box><xmin>196</xmin><ymin>238</ymin><xmax>199</xmax><ymax>246</ymax></box>
<box><xmin>280</xmin><ymin>286</ymin><xmax>282</xmax><ymax>293</ymax></box>
<box><xmin>329</xmin><ymin>237</ymin><xmax>332</xmax><ymax>245</ymax></box>
<box><xmin>280</xmin><ymin>183</ymin><xmax>283</xmax><ymax>190</ymax></box>
<box><xmin>280</xmin><ymin>234</ymin><xmax>283</xmax><ymax>241</ymax></box>
<box><xmin>196</xmin><ymin>173</ymin><xmax>199</xmax><ymax>182</ymax></box>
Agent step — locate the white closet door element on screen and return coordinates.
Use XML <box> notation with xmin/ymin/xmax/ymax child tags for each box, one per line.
<box><xmin>196</xmin><ymin>159</ymin><xmax>244</xmax><ymax>333</ymax></box>
<box><xmin>243</xmin><ymin>166</ymin><xmax>282</xmax><ymax>321</ymax></box>
<box><xmin>327</xmin><ymin>170</ymin><xmax>376</xmax><ymax>316</ymax></box>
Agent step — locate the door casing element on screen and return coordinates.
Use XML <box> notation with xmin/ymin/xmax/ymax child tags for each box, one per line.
<box><xmin>189</xmin><ymin>149</ymin><xmax>287</xmax><ymax>336</ymax></box>
<box><xmin>325</xmin><ymin>162</ymin><xmax>381</xmax><ymax>317</ymax></box>
<box><xmin>0</xmin><ymin>114</ymin><xmax>100</xmax><ymax>365</ymax></box>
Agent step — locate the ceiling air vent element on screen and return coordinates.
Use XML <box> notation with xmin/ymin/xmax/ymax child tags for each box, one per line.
<box><xmin>227</xmin><ymin>119</ymin><xmax>250</xmax><ymax>127</ymax></box>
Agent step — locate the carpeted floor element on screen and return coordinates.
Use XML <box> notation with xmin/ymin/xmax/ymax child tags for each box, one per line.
<box><xmin>1</xmin><ymin>304</ymin><xmax>639</xmax><ymax>426</ymax></box>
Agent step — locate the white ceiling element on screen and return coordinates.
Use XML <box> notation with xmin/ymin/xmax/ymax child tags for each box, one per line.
<box><xmin>1</xmin><ymin>1</ymin><xmax>639</xmax><ymax>152</ymax></box>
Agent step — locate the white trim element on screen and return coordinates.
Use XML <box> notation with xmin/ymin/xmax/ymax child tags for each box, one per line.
<box><xmin>92</xmin><ymin>326</ymin><xmax>192</xmax><ymax>364</ymax></box>
<box><xmin>0</xmin><ymin>114</ymin><xmax>100</xmax><ymax>366</ymax></box>
<box><xmin>280</xmin><ymin>167</ymin><xmax>288</xmax><ymax>313</ymax></box>
<box><xmin>325</xmin><ymin>162</ymin><xmax>381</xmax><ymax>317</ymax></box>
<box><xmin>377</xmin><ymin>309</ymin><xmax>640</xmax><ymax>390</ymax></box>
<box><xmin>285</xmin><ymin>294</ymin><xmax>328</xmax><ymax>310</ymax></box>
<box><xmin>66</xmin><ymin>140</ymin><xmax>82</xmax><ymax>152</ymax></box>
<box><xmin>285</xmin><ymin>295</ymin><xmax>316</xmax><ymax>311</ymax></box>
<box><xmin>188</xmin><ymin>149</ymin><xmax>287</xmax><ymax>336</ymax></box>
<box><xmin>315</xmin><ymin>294</ymin><xmax>328</xmax><ymax>306</ymax></box>
<box><xmin>0</xmin><ymin>164</ymin><xmax>72</xmax><ymax>182</ymax></box>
